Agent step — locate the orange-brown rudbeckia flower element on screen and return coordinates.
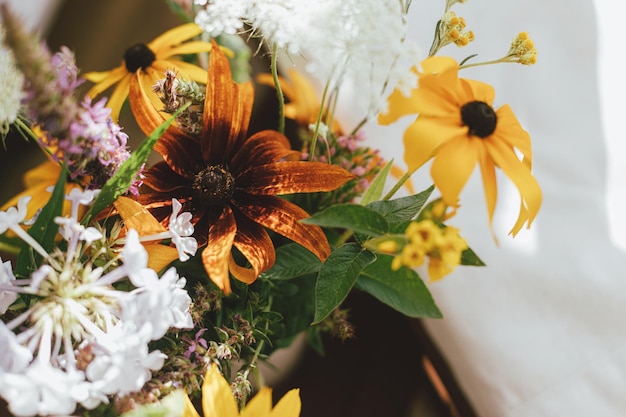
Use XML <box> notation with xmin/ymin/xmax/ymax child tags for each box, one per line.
<box><xmin>84</xmin><ymin>23</ymin><xmax>213</xmax><ymax>121</ymax></box>
<box><xmin>379</xmin><ymin>56</ymin><xmax>541</xmax><ymax>236</ymax></box>
<box><xmin>130</xmin><ymin>41</ymin><xmax>354</xmax><ymax>295</ymax></box>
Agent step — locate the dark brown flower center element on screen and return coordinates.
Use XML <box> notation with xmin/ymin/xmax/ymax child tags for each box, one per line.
<box><xmin>460</xmin><ymin>101</ymin><xmax>497</xmax><ymax>138</ymax></box>
<box><xmin>124</xmin><ymin>43</ymin><xmax>156</xmax><ymax>72</ymax></box>
<box><xmin>192</xmin><ymin>165</ymin><xmax>235</xmax><ymax>206</ymax></box>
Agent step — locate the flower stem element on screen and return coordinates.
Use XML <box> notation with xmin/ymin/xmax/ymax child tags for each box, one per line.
<box><xmin>309</xmin><ymin>81</ymin><xmax>330</xmax><ymax>161</ymax></box>
<box><xmin>270</xmin><ymin>43</ymin><xmax>285</xmax><ymax>135</ymax></box>
<box><xmin>383</xmin><ymin>169</ymin><xmax>416</xmax><ymax>201</ymax></box>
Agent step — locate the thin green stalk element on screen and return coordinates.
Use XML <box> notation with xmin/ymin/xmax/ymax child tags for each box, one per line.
<box><xmin>309</xmin><ymin>81</ymin><xmax>330</xmax><ymax>161</ymax></box>
<box><xmin>382</xmin><ymin>169</ymin><xmax>416</xmax><ymax>201</ymax></box>
<box><xmin>270</xmin><ymin>43</ymin><xmax>285</xmax><ymax>134</ymax></box>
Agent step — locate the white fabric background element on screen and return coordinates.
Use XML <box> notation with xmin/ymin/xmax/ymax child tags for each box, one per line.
<box><xmin>345</xmin><ymin>0</ymin><xmax>626</xmax><ymax>416</ymax></box>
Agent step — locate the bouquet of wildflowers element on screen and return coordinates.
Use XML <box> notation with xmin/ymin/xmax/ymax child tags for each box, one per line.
<box><xmin>0</xmin><ymin>0</ymin><xmax>540</xmax><ymax>416</ymax></box>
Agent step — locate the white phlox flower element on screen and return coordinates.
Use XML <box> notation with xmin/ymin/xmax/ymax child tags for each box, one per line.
<box><xmin>86</xmin><ymin>322</ymin><xmax>166</xmax><ymax>396</ymax></box>
<box><xmin>0</xmin><ymin>193</ymin><xmax>193</xmax><ymax>414</ymax></box>
<box><xmin>121</xmin><ymin>267</ymin><xmax>193</xmax><ymax>339</ymax></box>
<box><xmin>169</xmin><ymin>198</ymin><xmax>197</xmax><ymax>261</ymax></box>
<box><xmin>0</xmin><ymin>258</ymin><xmax>18</xmax><ymax>314</ymax></box>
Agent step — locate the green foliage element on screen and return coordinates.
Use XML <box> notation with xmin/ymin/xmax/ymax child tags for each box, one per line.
<box><xmin>355</xmin><ymin>255</ymin><xmax>442</xmax><ymax>318</ymax></box>
<box><xmin>259</xmin><ymin>243</ymin><xmax>322</xmax><ymax>280</ymax></box>
<box><xmin>367</xmin><ymin>185</ymin><xmax>434</xmax><ymax>223</ymax></box>
<box><xmin>301</xmin><ymin>203</ymin><xmax>389</xmax><ymax>236</ymax></box>
<box><xmin>83</xmin><ymin>105</ymin><xmax>188</xmax><ymax>224</ymax></box>
<box><xmin>359</xmin><ymin>159</ymin><xmax>394</xmax><ymax>206</ymax></box>
<box><xmin>312</xmin><ymin>243</ymin><xmax>377</xmax><ymax>324</ymax></box>
<box><xmin>14</xmin><ymin>169</ymin><xmax>66</xmax><ymax>278</ymax></box>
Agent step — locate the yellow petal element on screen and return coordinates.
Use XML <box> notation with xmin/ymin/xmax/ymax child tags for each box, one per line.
<box><xmin>269</xmin><ymin>388</ymin><xmax>301</xmax><ymax>417</ymax></box>
<box><xmin>145</xmin><ymin>244</ymin><xmax>179</xmax><ymax>272</ymax></box>
<box><xmin>149</xmin><ymin>22</ymin><xmax>203</xmax><ymax>53</ymax></box>
<box><xmin>163</xmin><ymin>58</ymin><xmax>210</xmax><ymax>84</ymax></box>
<box><xmin>183</xmin><ymin>392</ymin><xmax>202</xmax><ymax>417</ymax></box>
<box><xmin>477</xmin><ymin>144</ymin><xmax>498</xmax><ymax>230</ymax></box>
<box><xmin>159</xmin><ymin>40</ymin><xmax>213</xmax><ymax>58</ymax></box>
<box><xmin>461</xmin><ymin>78</ymin><xmax>495</xmax><ymax>105</ymax></box>
<box><xmin>201</xmin><ymin>365</ymin><xmax>239</xmax><ymax>417</ymax></box>
<box><xmin>22</xmin><ymin>160</ymin><xmax>61</xmax><ymax>188</ymax></box>
<box><xmin>114</xmin><ymin>196</ymin><xmax>167</xmax><ymax>235</ymax></box>
<box><xmin>430</xmin><ymin>135</ymin><xmax>480</xmax><ymax>207</ymax></box>
<box><xmin>493</xmin><ymin>104</ymin><xmax>533</xmax><ymax>163</ymax></box>
<box><xmin>106</xmin><ymin>73</ymin><xmax>133</xmax><ymax>122</ymax></box>
<box><xmin>85</xmin><ymin>66</ymin><xmax>128</xmax><ymax>98</ymax></box>
<box><xmin>484</xmin><ymin>138</ymin><xmax>542</xmax><ymax>233</ymax></box>
<box><xmin>402</xmin><ymin>116</ymin><xmax>464</xmax><ymax>172</ymax></box>
<box><xmin>243</xmin><ymin>387</ymin><xmax>273</xmax><ymax>417</ymax></box>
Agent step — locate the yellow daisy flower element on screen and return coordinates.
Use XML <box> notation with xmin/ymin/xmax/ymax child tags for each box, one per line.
<box><xmin>84</xmin><ymin>23</ymin><xmax>213</xmax><ymax>121</ymax></box>
<box><xmin>183</xmin><ymin>365</ymin><xmax>301</xmax><ymax>417</ymax></box>
<box><xmin>379</xmin><ymin>56</ymin><xmax>542</xmax><ymax>236</ymax></box>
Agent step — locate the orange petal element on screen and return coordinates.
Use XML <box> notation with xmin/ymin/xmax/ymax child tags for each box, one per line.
<box><xmin>236</xmin><ymin>161</ymin><xmax>354</xmax><ymax>195</ymax></box>
<box><xmin>202</xmin><ymin>41</ymin><xmax>254</xmax><ymax>163</ymax></box>
<box><xmin>143</xmin><ymin>161</ymin><xmax>192</xmax><ymax>190</ymax></box>
<box><xmin>202</xmin><ymin>206</ymin><xmax>237</xmax><ymax>295</ymax></box>
<box><xmin>229</xmin><ymin>212</ymin><xmax>276</xmax><ymax>284</ymax></box>
<box><xmin>229</xmin><ymin>130</ymin><xmax>295</xmax><ymax>173</ymax></box>
<box><xmin>233</xmin><ymin>193</ymin><xmax>330</xmax><ymax>261</ymax></box>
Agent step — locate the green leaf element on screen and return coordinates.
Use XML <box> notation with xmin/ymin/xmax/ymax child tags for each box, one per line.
<box><xmin>359</xmin><ymin>159</ymin><xmax>394</xmax><ymax>206</ymax></box>
<box><xmin>355</xmin><ymin>255</ymin><xmax>442</xmax><ymax>318</ymax></box>
<box><xmin>312</xmin><ymin>243</ymin><xmax>377</xmax><ymax>324</ymax></box>
<box><xmin>15</xmin><ymin>170</ymin><xmax>66</xmax><ymax>278</ymax></box>
<box><xmin>461</xmin><ymin>247</ymin><xmax>486</xmax><ymax>266</ymax></box>
<box><xmin>301</xmin><ymin>204</ymin><xmax>389</xmax><ymax>236</ymax></box>
<box><xmin>259</xmin><ymin>243</ymin><xmax>322</xmax><ymax>280</ymax></box>
<box><xmin>367</xmin><ymin>185</ymin><xmax>434</xmax><ymax>224</ymax></box>
<box><xmin>83</xmin><ymin>104</ymin><xmax>188</xmax><ymax>224</ymax></box>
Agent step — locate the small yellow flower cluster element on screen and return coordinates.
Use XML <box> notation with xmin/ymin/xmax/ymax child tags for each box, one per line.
<box><xmin>441</xmin><ymin>11</ymin><xmax>475</xmax><ymax>47</ymax></box>
<box><xmin>509</xmin><ymin>32</ymin><xmax>537</xmax><ymax>65</ymax></box>
<box><xmin>387</xmin><ymin>219</ymin><xmax>468</xmax><ymax>281</ymax></box>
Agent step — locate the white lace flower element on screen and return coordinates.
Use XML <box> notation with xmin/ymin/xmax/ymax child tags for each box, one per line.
<box><xmin>194</xmin><ymin>0</ymin><xmax>421</xmax><ymax>118</ymax></box>
<box><xmin>0</xmin><ymin>32</ymin><xmax>24</xmax><ymax>135</ymax></box>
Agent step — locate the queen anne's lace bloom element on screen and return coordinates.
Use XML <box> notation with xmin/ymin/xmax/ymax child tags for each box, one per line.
<box><xmin>194</xmin><ymin>0</ymin><xmax>421</xmax><ymax>118</ymax></box>
<box><xmin>0</xmin><ymin>29</ymin><xmax>23</xmax><ymax>135</ymax></box>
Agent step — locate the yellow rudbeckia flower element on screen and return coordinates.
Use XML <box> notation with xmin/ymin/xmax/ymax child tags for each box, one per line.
<box><xmin>379</xmin><ymin>56</ymin><xmax>542</xmax><ymax>236</ymax></box>
<box><xmin>84</xmin><ymin>23</ymin><xmax>213</xmax><ymax>121</ymax></box>
<box><xmin>183</xmin><ymin>365</ymin><xmax>301</xmax><ymax>417</ymax></box>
